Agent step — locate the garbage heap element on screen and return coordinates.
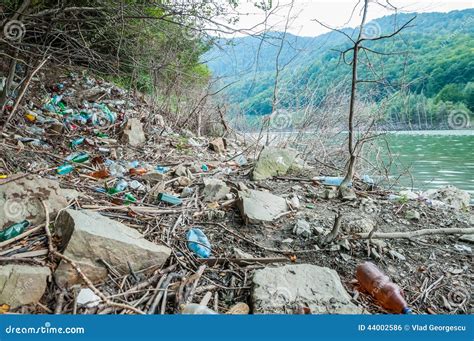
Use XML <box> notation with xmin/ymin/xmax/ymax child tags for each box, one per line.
<box><xmin>0</xmin><ymin>70</ymin><xmax>472</xmax><ymax>315</ymax></box>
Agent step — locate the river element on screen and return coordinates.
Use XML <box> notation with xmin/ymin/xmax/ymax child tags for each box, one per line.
<box><xmin>382</xmin><ymin>130</ymin><xmax>474</xmax><ymax>195</ymax></box>
<box><xmin>246</xmin><ymin>130</ymin><xmax>474</xmax><ymax>195</ymax></box>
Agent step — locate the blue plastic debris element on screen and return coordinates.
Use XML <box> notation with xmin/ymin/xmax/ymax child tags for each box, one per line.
<box><xmin>186</xmin><ymin>228</ymin><xmax>211</xmax><ymax>258</ymax></box>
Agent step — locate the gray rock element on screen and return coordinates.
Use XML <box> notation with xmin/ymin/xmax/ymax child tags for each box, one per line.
<box><xmin>122</xmin><ymin>118</ymin><xmax>146</xmax><ymax>146</ymax></box>
<box><xmin>54</xmin><ymin>209</ymin><xmax>171</xmax><ymax>287</ymax></box>
<box><xmin>423</xmin><ymin>186</ymin><xmax>470</xmax><ymax>210</ymax></box>
<box><xmin>252</xmin><ymin>264</ymin><xmax>362</xmax><ymax>314</ymax></box>
<box><xmin>202</xmin><ymin>178</ymin><xmax>230</xmax><ymax>202</ymax></box>
<box><xmin>0</xmin><ymin>265</ymin><xmax>50</xmax><ymax>308</ymax></box>
<box><xmin>340</xmin><ymin>187</ymin><xmax>357</xmax><ymax>201</ymax></box>
<box><xmin>405</xmin><ymin>210</ymin><xmax>420</xmax><ymax>220</ymax></box>
<box><xmin>341</xmin><ymin>214</ymin><xmax>375</xmax><ymax>234</ymax></box>
<box><xmin>293</xmin><ymin>219</ymin><xmax>311</xmax><ymax>238</ymax></box>
<box><xmin>0</xmin><ymin>174</ymin><xmax>69</xmax><ymax>230</ymax></box>
<box><xmin>237</xmin><ymin>190</ymin><xmax>288</xmax><ymax>224</ymax></box>
<box><xmin>141</xmin><ymin>172</ymin><xmax>167</xmax><ymax>185</ymax></box>
<box><xmin>252</xmin><ymin>147</ymin><xmax>298</xmax><ymax>181</ymax></box>
<box><xmin>174</xmin><ymin>164</ymin><xmax>188</xmax><ymax>177</ymax></box>
<box><xmin>322</xmin><ymin>188</ymin><xmax>337</xmax><ymax>199</ymax></box>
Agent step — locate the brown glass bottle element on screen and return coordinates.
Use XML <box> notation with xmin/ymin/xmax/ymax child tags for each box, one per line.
<box><xmin>356</xmin><ymin>261</ymin><xmax>412</xmax><ymax>314</ymax></box>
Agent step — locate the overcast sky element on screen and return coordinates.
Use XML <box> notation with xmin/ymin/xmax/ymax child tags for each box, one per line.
<box><xmin>228</xmin><ymin>0</ymin><xmax>473</xmax><ymax>36</ymax></box>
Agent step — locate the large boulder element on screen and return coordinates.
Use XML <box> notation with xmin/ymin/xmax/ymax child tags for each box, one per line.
<box><xmin>122</xmin><ymin>118</ymin><xmax>146</xmax><ymax>146</ymax></box>
<box><xmin>237</xmin><ymin>189</ymin><xmax>288</xmax><ymax>224</ymax></box>
<box><xmin>252</xmin><ymin>264</ymin><xmax>362</xmax><ymax>314</ymax></box>
<box><xmin>0</xmin><ymin>175</ymin><xmax>70</xmax><ymax>230</ymax></box>
<box><xmin>202</xmin><ymin>178</ymin><xmax>230</xmax><ymax>202</ymax></box>
<box><xmin>0</xmin><ymin>265</ymin><xmax>51</xmax><ymax>309</ymax></box>
<box><xmin>423</xmin><ymin>186</ymin><xmax>470</xmax><ymax>210</ymax></box>
<box><xmin>54</xmin><ymin>209</ymin><xmax>171</xmax><ymax>287</ymax></box>
<box><xmin>252</xmin><ymin>147</ymin><xmax>298</xmax><ymax>181</ymax></box>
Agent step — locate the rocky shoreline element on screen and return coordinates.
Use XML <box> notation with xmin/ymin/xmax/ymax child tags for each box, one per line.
<box><xmin>0</xmin><ymin>71</ymin><xmax>472</xmax><ymax>315</ymax></box>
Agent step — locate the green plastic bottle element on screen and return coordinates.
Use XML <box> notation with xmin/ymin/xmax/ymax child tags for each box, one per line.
<box><xmin>71</xmin><ymin>152</ymin><xmax>89</xmax><ymax>163</ymax></box>
<box><xmin>0</xmin><ymin>220</ymin><xmax>30</xmax><ymax>241</ymax></box>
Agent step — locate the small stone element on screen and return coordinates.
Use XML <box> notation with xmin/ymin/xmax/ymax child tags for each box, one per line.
<box><xmin>209</xmin><ymin>137</ymin><xmax>226</xmax><ymax>154</ymax></box>
<box><xmin>293</xmin><ymin>219</ymin><xmax>311</xmax><ymax>238</ymax></box>
<box><xmin>322</xmin><ymin>188</ymin><xmax>336</xmax><ymax>199</ymax></box>
<box><xmin>121</xmin><ymin>118</ymin><xmax>145</xmax><ymax>146</ymax></box>
<box><xmin>202</xmin><ymin>178</ymin><xmax>230</xmax><ymax>202</ymax></box>
<box><xmin>141</xmin><ymin>172</ymin><xmax>167</xmax><ymax>185</ymax></box>
<box><xmin>237</xmin><ymin>190</ymin><xmax>288</xmax><ymax>224</ymax></box>
<box><xmin>340</xmin><ymin>187</ymin><xmax>357</xmax><ymax>201</ymax></box>
<box><xmin>288</xmin><ymin>194</ymin><xmax>300</xmax><ymax>209</ymax></box>
<box><xmin>174</xmin><ymin>164</ymin><xmax>188</xmax><ymax>177</ymax></box>
<box><xmin>177</xmin><ymin>176</ymin><xmax>191</xmax><ymax>187</ymax></box>
<box><xmin>0</xmin><ymin>265</ymin><xmax>51</xmax><ymax>309</ymax></box>
<box><xmin>77</xmin><ymin>288</ymin><xmax>101</xmax><ymax>308</ymax></box>
<box><xmin>405</xmin><ymin>210</ymin><xmax>420</xmax><ymax>220</ymax></box>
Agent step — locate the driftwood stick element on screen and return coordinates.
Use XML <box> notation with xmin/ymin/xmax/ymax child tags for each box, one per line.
<box><xmin>355</xmin><ymin>227</ymin><xmax>474</xmax><ymax>240</ymax></box>
<box><xmin>321</xmin><ymin>212</ymin><xmax>342</xmax><ymax>245</ymax></box>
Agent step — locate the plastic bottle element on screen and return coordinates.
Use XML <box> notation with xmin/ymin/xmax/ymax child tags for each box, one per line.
<box><xmin>181</xmin><ymin>304</ymin><xmax>218</xmax><ymax>314</ymax></box>
<box><xmin>0</xmin><ymin>220</ymin><xmax>30</xmax><ymax>241</ymax></box>
<box><xmin>356</xmin><ymin>262</ymin><xmax>412</xmax><ymax>314</ymax></box>
<box><xmin>57</xmin><ymin>163</ymin><xmax>75</xmax><ymax>175</ymax></box>
<box><xmin>158</xmin><ymin>193</ymin><xmax>182</xmax><ymax>205</ymax></box>
<box><xmin>70</xmin><ymin>137</ymin><xmax>85</xmax><ymax>148</ymax></box>
<box><xmin>71</xmin><ymin>152</ymin><xmax>89</xmax><ymax>163</ymax></box>
<box><xmin>186</xmin><ymin>228</ymin><xmax>211</xmax><ymax>258</ymax></box>
<box><xmin>129</xmin><ymin>167</ymin><xmax>147</xmax><ymax>176</ymax></box>
<box><xmin>90</xmin><ymin>169</ymin><xmax>110</xmax><ymax>179</ymax></box>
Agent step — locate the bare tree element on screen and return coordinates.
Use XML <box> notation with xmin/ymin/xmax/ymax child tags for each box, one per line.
<box><xmin>314</xmin><ymin>0</ymin><xmax>415</xmax><ymax>195</ymax></box>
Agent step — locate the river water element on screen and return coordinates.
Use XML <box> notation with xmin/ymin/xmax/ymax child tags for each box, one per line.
<box><xmin>382</xmin><ymin>130</ymin><xmax>474</xmax><ymax>195</ymax></box>
<box><xmin>246</xmin><ymin>130</ymin><xmax>474</xmax><ymax>195</ymax></box>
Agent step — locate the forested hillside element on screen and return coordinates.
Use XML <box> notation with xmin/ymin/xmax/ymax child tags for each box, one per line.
<box><xmin>206</xmin><ymin>9</ymin><xmax>474</xmax><ymax>129</ymax></box>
